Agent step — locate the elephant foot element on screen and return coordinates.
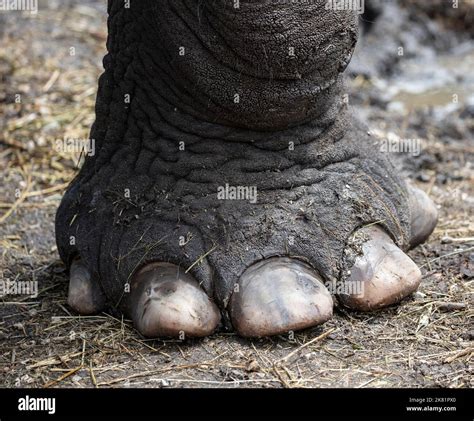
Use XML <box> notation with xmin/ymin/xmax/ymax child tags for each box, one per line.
<box><xmin>56</xmin><ymin>0</ymin><xmax>438</xmax><ymax>338</ymax></box>
<box><xmin>59</xmin><ymin>115</ymin><xmax>437</xmax><ymax>338</ymax></box>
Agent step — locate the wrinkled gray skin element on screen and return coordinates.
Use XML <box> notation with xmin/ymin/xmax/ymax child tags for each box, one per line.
<box><xmin>56</xmin><ymin>0</ymin><xmax>436</xmax><ymax>337</ymax></box>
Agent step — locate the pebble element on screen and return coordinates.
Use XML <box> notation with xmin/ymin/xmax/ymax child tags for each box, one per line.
<box><xmin>416</xmin><ymin>173</ymin><xmax>431</xmax><ymax>183</ymax></box>
<box><xmin>304</xmin><ymin>352</ymin><xmax>317</xmax><ymax>360</ymax></box>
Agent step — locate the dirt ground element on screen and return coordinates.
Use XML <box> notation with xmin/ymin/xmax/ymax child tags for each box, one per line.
<box><xmin>0</xmin><ymin>1</ymin><xmax>473</xmax><ymax>388</ymax></box>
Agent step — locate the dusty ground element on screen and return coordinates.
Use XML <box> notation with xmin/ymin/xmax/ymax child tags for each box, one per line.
<box><xmin>0</xmin><ymin>1</ymin><xmax>473</xmax><ymax>388</ymax></box>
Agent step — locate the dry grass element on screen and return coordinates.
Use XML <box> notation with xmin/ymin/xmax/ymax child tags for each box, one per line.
<box><xmin>0</xmin><ymin>2</ymin><xmax>472</xmax><ymax>388</ymax></box>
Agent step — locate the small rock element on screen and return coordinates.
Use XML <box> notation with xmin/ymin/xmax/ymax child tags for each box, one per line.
<box><xmin>436</xmin><ymin>173</ymin><xmax>447</xmax><ymax>184</ymax></box>
<box><xmin>416</xmin><ymin>172</ymin><xmax>431</xmax><ymax>183</ymax></box>
<box><xmin>42</xmin><ymin>121</ymin><xmax>60</xmax><ymax>134</ymax></box>
<box><xmin>460</xmin><ymin>253</ymin><xmax>474</xmax><ymax>279</ymax></box>
<box><xmin>36</xmin><ymin>136</ymin><xmax>47</xmax><ymax>147</ymax></box>
<box><xmin>463</xmin><ymin>330</ymin><xmax>474</xmax><ymax>341</ymax></box>
<box><xmin>246</xmin><ymin>359</ymin><xmax>259</xmax><ymax>372</ymax></box>
<box><xmin>387</xmin><ymin>101</ymin><xmax>406</xmax><ymax>114</ymax></box>
<box><xmin>441</xmin><ymin>236</ymin><xmax>453</xmax><ymax>244</ymax></box>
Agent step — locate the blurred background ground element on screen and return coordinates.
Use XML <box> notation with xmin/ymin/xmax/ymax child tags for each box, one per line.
<box><xmin>0</xmin><ymin>0</ymin><xmax>473</xmax><ymax>388</ymax></box>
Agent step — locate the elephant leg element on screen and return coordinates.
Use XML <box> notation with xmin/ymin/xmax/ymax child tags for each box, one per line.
<box><xmin>57</xmin><ymin>0</ymin><xmax>437</xmax><ymax>338</ymax></box>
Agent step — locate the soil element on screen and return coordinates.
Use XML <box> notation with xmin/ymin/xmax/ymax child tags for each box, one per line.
<box><xmin>0</xmin><ymin>1</ymin><xmax>472</xmax><ymax>388</ymax></box>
